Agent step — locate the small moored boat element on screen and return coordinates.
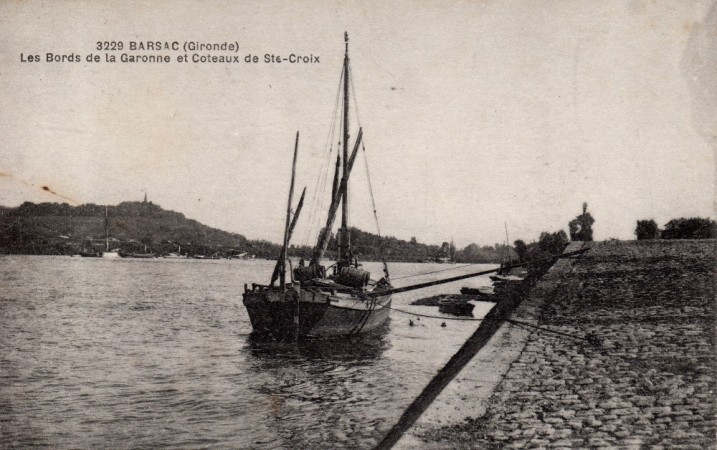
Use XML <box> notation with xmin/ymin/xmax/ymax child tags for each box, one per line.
<box><xmin>438</xmin><ymin>297</ymin><xmax>475</xmax><ymax>316</ymax></box>
<box><xmin>460</xmin><ymin>286</ymin><xmax>495</xmax><ymax>296</ymax></box>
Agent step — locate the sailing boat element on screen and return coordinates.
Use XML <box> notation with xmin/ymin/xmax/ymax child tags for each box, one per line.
<box><xmin>119</xmin><ymin>244</ymin><xmax>156</xmax><ymax>258</ymax></box>
<box><xmin>490</xmin><ymin>223</ymin><xmax>525</xmax><ymax>282</ymax></box>
<box><xmin>241</xmin><ymin>34</ymin><xmax>572</xmax><ymax>339</ymax></box>
<box><xmin>243</xmin><ymin>34</ymin><xmax>393</xmax><ymax>339</ymax></box>
<box><xmin>78</xmin><ymin>241</ymin><xmax>102</xmax><ymax>258</ymax></box>
<box><xmin>434</xmin><ymin>239</ymin><xmax>455</xmax><ymax>264</ymax></box>
<box><xmin>102</xmin><ymin>205</ymin><xmax>120</xmax><ymax>259</ymax></box>
<box><xmin>163</xmin><ymin>242</ymin><xmax>186</xmax><ymax>259</ymax></box>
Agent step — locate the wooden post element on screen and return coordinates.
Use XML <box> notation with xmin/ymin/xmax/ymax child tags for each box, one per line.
<box><xmin>331</xmin><ymin>154</ymin><xmax>341</xmax><ymax>205</ymax></box>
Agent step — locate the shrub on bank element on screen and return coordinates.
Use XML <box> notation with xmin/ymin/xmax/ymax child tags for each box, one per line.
<box><xmin>661</xmin><ymin>217</ymin><xmax>716</xmax><ymax>239</ymax></box>
<box><xmin>635</xmin><ymin>219</ymin><xmax>660</xmax><ymax>240</ymax></box>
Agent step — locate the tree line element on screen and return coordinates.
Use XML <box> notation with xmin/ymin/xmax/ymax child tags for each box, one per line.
<box><xmin>0</xmin><ymin>201</ymin><xmax>512</xmax><ymax>261</ymax></box>
<box><xmin>284</xmin><ymin>227</ymin><xmax>513</xmax><ymax>263</ymax></box>
<box><xmin>2</xmin><ymin>200</ymin><xmax>711</xmax><ymax>260</ymax></box>
<box><xmin>635</xmin><ymin>217</ymin><xmax>716</xmax><ymax>240</ymax></box>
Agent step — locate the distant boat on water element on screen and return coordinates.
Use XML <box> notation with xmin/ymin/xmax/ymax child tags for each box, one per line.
<box><xmin>489</xmin><ymin>274</ymin><xmax>524</xmax><ymax>283</ymax></box>
<box><xmin>434</xmin><ymin>239</ymin><xmax>456</xmax><ymax>263</ymax></box>
<box><xmin>193</xmin><ymin>254</ymin><xmax>221</xmax><ymax>260</ymax></box>
<box><xmin>162</xmin><ymin>243</ymin><xmax>187</xmax><ymax>259</ymax></box>
<box><xmin>77</xmin><ymin>236</ymin><xmax>101</xmax><ymax>257</ymax></box>
<box><xmin>78</xmin><ymin>206</ymin><xmax>118</xmax><ymax>258</ymax></box>
<box><xmin>120</xmin><ymin>251</ymin><xmax>155</xmax><ymax>259</ymax></box>
<box><xmin>120</xmin><ymin>243</ymin><xmax>155</xmax><ymax>258</ymax></box>
<box><xmin>102</xmin><ymin>206</ymin><xmax>120</xmax><ymax>259</ymax></box>
<box><xmin>228</xmin><ymin>251</ymin><xmax>255</xmax><ymax>260</ymax></box>
<box><xmin>490</xmin><ymin>265</ymin><xmax>527</xmax><ymax>283</ymax></box>
<box><xmin>79</xmin><ymin>248</ymin><xmax>102</xmax><ymax>258</ymax></box>
<box><xmin>434</xmin><ymin>256</ymin><xmax>454</xmax><ymax>264</ymax></box>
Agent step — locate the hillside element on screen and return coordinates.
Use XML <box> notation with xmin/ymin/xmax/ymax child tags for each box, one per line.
<box><xmin>0</xmin><ymin>201</ymin><xmax>512</xmax><ymax>262</ymax></box>
<box><xmin>0</xmin><ymin>201</ymin><xmax>254</xmax><ymax>256</ymax></box>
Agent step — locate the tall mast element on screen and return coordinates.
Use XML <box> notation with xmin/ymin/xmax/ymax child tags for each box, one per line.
<box><xmin>311</xmin><ymin>128</ymin><xmax>362</xmax><ymax>266</ymax></box>
<box><xmin>311</xmin><ymin>34</ymin><xmax>360</xmax><ymax>267</ymax></box>
<box><xmin>339</xmin><ymin>31</ymin><xmax>351</xmax><ymax>264</ymax></box>
<box><xmin>504</xmin><ymin>221</ymin><xmax>512</xmax><ymax>265</ymax></box>
<box><xmin>104</xmin><ymin>205</ymin><xmax>109</xmax><ymax>252</ymax></box>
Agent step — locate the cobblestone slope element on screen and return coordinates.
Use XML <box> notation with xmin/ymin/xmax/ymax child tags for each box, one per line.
<box><xmin>419</xmin><ymin>240</ymin><xmax>715</xmax><ymax>449</ymax></box>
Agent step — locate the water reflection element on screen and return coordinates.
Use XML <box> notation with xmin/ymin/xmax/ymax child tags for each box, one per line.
<box><xmin>243</xmin><ymin>323</ymin><xmax>393</xmax><ymax>448</ymax></box>
<box><xmin>247</xmin><ymin>321</ymin><xmax>391</xmax><ymax>362</ymax></box>
<box><xmin>1</xmin><ymin>257</ymin><xmax>494</xmax><ymax>449</ymax></box>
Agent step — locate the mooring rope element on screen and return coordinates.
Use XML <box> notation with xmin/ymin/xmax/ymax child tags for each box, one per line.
<box><xmin>387</xmin><ymin>305</ymin><xmax>483</xmax><ymax>321</ymax></box>
<box><xmin>386</xmin><ymin>304</ymin><xmax>608</xmax><ymax>344</ymax></box>
<box><xmin>391</xmin><ymin>262</ymin><xmax>487</xmax><ymax>280</ymax></box>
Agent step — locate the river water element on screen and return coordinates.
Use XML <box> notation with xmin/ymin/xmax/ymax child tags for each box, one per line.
<box><xmin>0</xmin><ymin>256</ymin><xmax>496</xmax><ymax>448</ymax></box>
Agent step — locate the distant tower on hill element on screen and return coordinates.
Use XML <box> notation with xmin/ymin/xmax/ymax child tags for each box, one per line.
<box><xmin>143</xmin><ymin>192</ymin><xmax>148</xmax><ymax>203</ymax></box>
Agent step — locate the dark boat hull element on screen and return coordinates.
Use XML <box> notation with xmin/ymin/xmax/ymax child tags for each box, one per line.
<box><xmin>489</xmin><ymin>275</ymin><xmax>524</xmax><ymax>283</ymax></box>
<box><xmin>438</xmin><ymin>300</ymin><xmax>474</xmax><ymax>316</ymax></box>
<box><xmin>119</xmin><ymin>252</ymin><xmax>155</xmax><ymax>258</ymax></box>
<box><xmin>460</xmin><ymin>286</ymin><xmax>495</xmax><ymax>296</ymax></box>
<box><xmin>243</xmin><ymin>286</ymin><xmax>391</xmax><ymax>339</ymax></box>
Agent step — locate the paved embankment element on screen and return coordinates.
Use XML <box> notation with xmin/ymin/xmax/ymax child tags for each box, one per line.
<box><xmin>401</xmin><ymin>240</ymin><xmax>715</xmax><ymax>448</ymax></box>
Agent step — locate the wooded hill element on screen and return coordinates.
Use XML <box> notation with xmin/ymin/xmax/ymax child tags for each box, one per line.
<box><xmin>0</xmin><ymin>201</ymin><xmax>250</xmax><ymax>256</ymax></box>
<box><xmin>0</xmin><ymin>201</ymin><xmax>513</xmax><ymax>263</ymax></box>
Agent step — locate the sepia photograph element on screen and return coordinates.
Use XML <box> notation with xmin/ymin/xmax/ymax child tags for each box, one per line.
<box><xmin>1</xmin><ymin>1</ymin><xmax>715</xmax><ymax>448</ymax></box>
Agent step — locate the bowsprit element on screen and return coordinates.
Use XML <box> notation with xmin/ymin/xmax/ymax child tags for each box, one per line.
<box><xmin>289</xmin><ymin>54</ymin><xmax>320</xmax><ymax>63</ymax></box>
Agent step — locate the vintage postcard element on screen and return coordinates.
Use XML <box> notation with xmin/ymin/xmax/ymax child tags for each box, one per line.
<box><xmin>1</xmin><ymin>1</ymin><xmax>714</xmax><ymax>448</ymax></box>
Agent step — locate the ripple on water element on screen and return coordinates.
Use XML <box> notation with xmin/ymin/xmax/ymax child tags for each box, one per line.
<box><xmin>0</xmin><ymin>256</ymin><xmax>496</xmax><ymax>448</ymax></box>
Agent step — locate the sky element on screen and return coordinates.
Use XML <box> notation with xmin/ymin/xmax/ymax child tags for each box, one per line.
<box><xmin>1</xmin><ymin>0</ymin><xmax>714</xmax><ymax>248</ymax></box>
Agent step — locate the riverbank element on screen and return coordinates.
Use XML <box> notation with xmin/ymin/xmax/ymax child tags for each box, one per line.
<box><xmin>398</xmin><ymin>239</ymin><xmax>715</xmax><ymax>448</ymax></box>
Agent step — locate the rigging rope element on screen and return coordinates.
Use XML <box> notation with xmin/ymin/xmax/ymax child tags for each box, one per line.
<box><xmin>348</xmin><ymin>63</ymin><xmax>382</xmax><ymax>238</ymax></box>
<box><xmin>361</xmin><ymin>142</ymin><xmax>382</xmax><ymax>237</ymax></box>
<box><xmin>303</xmin><ymin>65</ymin><xmax>345</xmax><ymax>246</ymax></box>
<box><xmin>314</xmin><ymin>72</ymin><xmax>343</xmax><ymax>241</ymax></box>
